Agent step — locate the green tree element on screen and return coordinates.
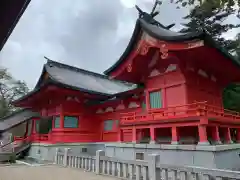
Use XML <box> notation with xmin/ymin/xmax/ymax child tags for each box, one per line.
<box><xmin>0</xmin><ymin>68</ymin><xmax>29</xmax><ymax>118</ymax></box>
<box><xmin>180</xmin><ymin>0</ymin><xmax>239</xmax><ymax>52</ymax></box>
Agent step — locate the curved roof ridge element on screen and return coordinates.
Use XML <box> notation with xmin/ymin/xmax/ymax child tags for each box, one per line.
<box><xmin>45</xmin><ymin>57</ymin><xmax>135</xmax><ymax>86</ymax></box>
<box><xmin>104</xmin><ymin>13</ymin><xmax>239</xmax><ymax>75</ymax></box>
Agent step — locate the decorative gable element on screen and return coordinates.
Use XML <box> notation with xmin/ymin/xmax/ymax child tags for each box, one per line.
<box><xmin>96</xmin><ymin>109</ymin><xmax>104</xmax><ymax>114</ymax></box>
<box><xmin>105</xmin><ymin>107</ymin><xmax>114</xmax><ymax>112</ymax></box>
<box><xmin>128</xmin><ymin>102</ymin><xmax>140</xmax><ymax>108</ymax></box>
<box><xmin>116</xmin><ymin>104</ymin><xmax>125</xmax><ymax>111</ymax></box>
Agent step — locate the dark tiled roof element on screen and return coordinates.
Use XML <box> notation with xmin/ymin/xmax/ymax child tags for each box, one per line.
<box><xmin>104</xmin><ymin>11</ymin><xmax>239</xmax><ymax>75</ymax></box>
<box><xmin>0</xmin><ymin>109</ymin><xmax>39</xmax><ymax>132</ymax></box>
<box><xmin>42</xmin><ymin>59</ymin><xmax>137</xmax><ymax>95</ymax></box>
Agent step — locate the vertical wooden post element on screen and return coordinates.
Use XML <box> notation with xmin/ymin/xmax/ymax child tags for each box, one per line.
<box><xmin>132</xmin><ymin>126</ymin><xmax>137</xmax><ymax>143</ymax></box>
<box><xmin>145</xmin><ymin>90</ymin><xmax>150</xmax><ymax>111</ymax></box>
<box><xmin>150</xmin><ymin>126</ymin><xmax>156</xmax><ymax>144</ymax></box>
<box><xmin>118</xmin><ymin>129</ymin><xmax>122</xmax><ymax>142</ymax></box>
<box><xmin>171</xmin><ymin>126</ymin><xmax>179</xmax><ymax>145</ymax></box>
<box><xmin>198</xmin><ymin>125</ymin><xmax>210</xmax><ymax>145</ymax></box>
<box><xmin>60</xmin><ymin>105</ymin><xmax>64</xmax><ymax>129</ymax></box>
<box><xmin>224</xmin><ymin>127</ymin><xmax>233</xmax><ymax>144</ymax></box>
<box><xmin>212</xmin><ymin>126</ymin><xmax>222</xmax><ymax>144</ymax></box>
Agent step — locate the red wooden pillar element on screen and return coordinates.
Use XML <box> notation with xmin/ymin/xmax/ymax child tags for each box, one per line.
<box><xmin>118</xmin><ymin>129</ymin><xmax>122</xmax><ymax>142</ymax></box>
<box><xmin>132</xmin><ymin>126</ymin><xmax>137</xmax><ymax>143</ymax></box>
<box><xmin>198</xmin><ymin>125</ymin><xmax>210</xmax><ymax>145</ymax></box>
<box><xmin>224</xmin><ymin>127</ymin><xmax>233</xmax><ymax>144</ymax></box>
<box><xmin>60</xmin><ymin>109</ymin><xmax>64</xmax><ymax>129</ymax></box>
<box><xmin>236</xmin><ymin>128</ymin><xmax>240</xmax><ymax>143</ymax></box>
<box><xmin>212</xmin><ymin>126</ymin><xmax>221</xmax><ymax>144</ymax></box>
<box><xmin>150</xmin><ymin>126</ymin><xmax>156</xmax><ymax>144</ymax></box>
<box><xmin>32</xmin><ymin>119</ymin><xmax>37</xmax><ymax>134</ymax></box>
<box><xmin>171</xmin><ymin>126</ymin><xmax>179</xmax><ymax>145</ymax></box>
<box><xmin>145</xmin><ymin>90</ymin><xmax>150</xmax><ymax>111</ymax></box>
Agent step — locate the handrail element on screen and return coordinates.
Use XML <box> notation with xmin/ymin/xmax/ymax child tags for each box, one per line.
<box><xmin>1</xmin><ymin>136</ymin><xmax>30</xmax><ymax>148</ymax></box>
<box><xmin>120</xmin><ymin>101</ymin><xmax>240</xmax><ymax>123</ymax></box>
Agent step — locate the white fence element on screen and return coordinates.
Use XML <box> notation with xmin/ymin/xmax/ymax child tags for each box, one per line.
<box><xmin>55</xmin><ymin>148</ymin><xmax>240</xmax><ymax>180</ymax></box>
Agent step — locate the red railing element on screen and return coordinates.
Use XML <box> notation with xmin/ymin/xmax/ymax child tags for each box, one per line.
<box><xmin>33</xmin><ymin>134</ymin><xmax>49</xmax><ymax>141</ymax></box>
<box><xmin>120</xmin><ymin>101</ymin><xmax>240</xmax><ymax>124</ymax></box>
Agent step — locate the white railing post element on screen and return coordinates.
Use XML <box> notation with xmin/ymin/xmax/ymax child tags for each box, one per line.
<box><xmin>148</xmin><ymin>154</ymin><xmax>158</xmax><ymax>180</ymax></box>
<box><xmin>95</xmin><ymin>150</ymin><xmax>105</xmax><ymax>175</ymax></box>
<box><xmin>63</xmin><ymin>148</ymin><xmax>70</xmax><ymax>167</ymax></box>
<box><xmin>54</xmin><ymin>148</ymin><xmax>59</xmax><ymax>164</ymax></box>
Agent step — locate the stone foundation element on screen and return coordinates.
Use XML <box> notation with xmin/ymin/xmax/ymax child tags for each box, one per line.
<box><xmin>28</xmin><ymin>143</ymin><xmax>105</xmax><ymax>161</ymax></box>
<box><xmin>105</xmin><ymin>143</ymin><xmax>240</xmax><ymax>170</ymax></box>
<box><xmin>28</xmin><ymin>142</ymin><xmax>240</xmax><ymax>170</ymax></box>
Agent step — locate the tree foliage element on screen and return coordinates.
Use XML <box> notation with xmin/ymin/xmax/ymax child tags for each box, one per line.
<box><xmin>0</xmin><ymin>68</ymin><xmax>29</xmax><ymax>118</ymax></box>
<box><xmin>180</xmin><ymin>0</ymin><xmax>239</xmax><ymax>51</ymax></box>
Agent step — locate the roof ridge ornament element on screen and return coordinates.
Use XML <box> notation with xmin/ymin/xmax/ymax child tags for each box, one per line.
<box><xmin>135</xmin><ymin>0</ymin><xmax>175</xmax><ymax>29</ymax></box>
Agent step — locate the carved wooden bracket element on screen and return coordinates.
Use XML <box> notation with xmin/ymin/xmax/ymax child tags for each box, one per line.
<box><xmin>136</xmin><ymin>41</ymin><xmax>151</xmax><ymax>55</ymax></box>
<box><xmin>127</xmin><ymin>64</ymin><xmax>132</xmax><ymax>72</ymax></box>
<box><xmin>159</xmin><ymin>44</ymin><xmax>169</xmax><ymax>59</ymax></box>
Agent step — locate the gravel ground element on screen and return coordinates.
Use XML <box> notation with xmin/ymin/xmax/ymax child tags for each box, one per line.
<box><xmin>0</xmin><ymin>165</ymin><xmax>119</xmax><ymax>180</ymax></box>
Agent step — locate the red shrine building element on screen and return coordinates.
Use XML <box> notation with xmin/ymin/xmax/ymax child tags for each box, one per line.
<box><xmin>6</xmin><ymin>10</ymin><xmax>240</xmax><ymax>146</ymax></box>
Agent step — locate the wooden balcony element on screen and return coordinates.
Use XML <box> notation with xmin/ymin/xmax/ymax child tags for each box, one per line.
<box><xmin>120</xmin><ymin>102</ymin><xmax>240</xmax><ymax>125</ymax></box>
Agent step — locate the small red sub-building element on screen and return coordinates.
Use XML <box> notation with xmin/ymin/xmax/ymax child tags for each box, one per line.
<box><xmin>11</xmin><ymin>9</ymin><xmax>240</xmax><ymax>146</ymax></box>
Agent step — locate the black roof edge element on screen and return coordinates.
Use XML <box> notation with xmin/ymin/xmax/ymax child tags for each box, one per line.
<box><xmin>14</xmin><ymin>78</ymin><xmax>113</xmax><ymax>105</ymax></box>
<box><xmin>0</xmin><ymin>0</ymin><xmax>31</xmax><ymax>51</ymax></box>
<box><xmin>0</xmin><ymin>108</ymin><xmax>39</xmax><ymax>122</ymax></box>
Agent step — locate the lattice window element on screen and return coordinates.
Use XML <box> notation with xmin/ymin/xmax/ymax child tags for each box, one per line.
<box><xmin>82</xmin><ymin>148</ymin><xmax>87</xmax><ymax>153</ymax></box>
<box><xmin>149</xmin><ymin>91</ymin><xmax>162</xmax><ymax>109</ymax></box>
<box><xmin>54</xmin><ymin>116</ymin><xmax>60</xmax><ymax>128</ymax></box>
<box><xmin>136</xmin><ymin>152</ymin><xmax>144</xmax><ymax>160</ymax></box>
<box><xmin>64</xmin><ymin>116</ymin><xmax>79</xmax><ymax>128</ymax></box>
<box><xmin>104</xmin><ymin>120</ymin><xmax>114</xmax><ymax>131</ymax></box>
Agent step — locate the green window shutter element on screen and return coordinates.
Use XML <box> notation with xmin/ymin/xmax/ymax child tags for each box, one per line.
<box><xmin>54</xmin><ymin>116</ymin><xmax>60</xmax><ymax>128</ymax></box>
<box><xmin>104</xmin><ymin>120</ymin><xmax>113</xmax><ymax>131</ymax></box>
<box><xmin>64</xmin><ymin>116</ymin><xmax>78</xmax><ymax>128</ymax></box>
<box><xmin>149</xmin><ymin>91</ymin><xmax>162</xmax><ymax>108</ymax></box>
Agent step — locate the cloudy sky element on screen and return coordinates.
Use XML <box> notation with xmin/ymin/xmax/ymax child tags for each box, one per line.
<box><xmin>0</xmin><ymin>0</ymin><xmax>238</xmax><ymax>89</ymax></box>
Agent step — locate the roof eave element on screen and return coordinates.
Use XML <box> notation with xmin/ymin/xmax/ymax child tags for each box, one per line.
<box><xmin>0</xmin><ymin>0</ymin><xmax>31</xmax><ymax>51</ymax></box>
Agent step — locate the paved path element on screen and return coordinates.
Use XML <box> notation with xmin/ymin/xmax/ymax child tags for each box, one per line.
<box><xmin>0</xmin><ymin>165</ymin><xmax>119</xmax><ymax>180</ymax></box>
